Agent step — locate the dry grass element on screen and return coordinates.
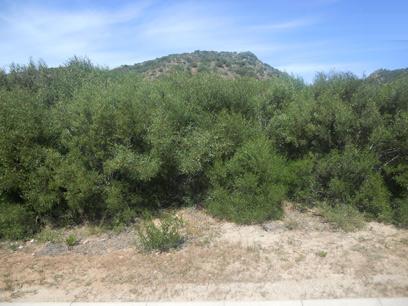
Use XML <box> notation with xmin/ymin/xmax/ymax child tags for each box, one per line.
<box><xmin>1</xmin><ymin>203</ymin><xmax>408</xmax><ymax>302</ymax></box>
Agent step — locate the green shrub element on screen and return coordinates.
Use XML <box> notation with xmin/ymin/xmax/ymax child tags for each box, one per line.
<box><xmin>206</xmin><ymin>136</ymin><xmax>287</xmax><ymax>224</ymax></box>
<box><xmin>393</xmin><ymin>197</ymin><xmax>408</xmax><ymax>228</ymax></box>
<box><xmin>318</xmin><ymin>203</ymin><xmax>365</xmax><ymax>232</ymax></box>
<box><xmin>314</xmin><ymin>146</ymin><xmax>391</xmax><ymax>218</ymax></box>
<box><xmin>351</xmin><ymin>173</ymin><xmax>392</xmax><ymax>221</ymax></box>
<box><xmin>0</xmin><ymin>204</ymin><xmax>36</xmax><ymax>240</ymax></box>
<box><xmin>65</xmin><ymin>234</ymin><xmax>79</xmax><ymax>247</ymax></box>
<box><xmin>137</xmin><ymin>214</ymin><xmax>184</xmax><ymax>252</ymax></box>
<box><xmin>269</xmin><ymin>85</ymin><xmax>359</xmax><ymax>157</ymax></box>
<box><xmin>285</xmin><ymin>156</ymin><xmax>316</xmax><ymax>202</ymax></box>
<box><xmin>373</xmin><ymin>111</ymin><xmax>408</xmax><ymax>200</ymax></box>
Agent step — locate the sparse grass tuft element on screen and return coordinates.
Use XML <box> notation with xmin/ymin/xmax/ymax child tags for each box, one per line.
<box><xmin>137</xmin><ymin>213</ymin><xmax>184</xmax><ymax>252</ymax></box>
<box><xmin>318</xmin><ymin>203</ymin><xmax>365</xmax><ymax>232</ymax></box>
<box><xmin>400</xmin><ymin>237</ymin><xmax>408</xmax><ymax>245</ymax></box>
<box><xmin>3</xmin><ymin>272</ymin><xmax>13</xmax><ymax>291</ymax></box>
<box><xmin>85</xmin><ymin>224</ymin><xmax>105</xmax><ymax>236</ymax></box>
<box><xmin>316</xmin><ymin>250</ymin><xmax>327</xmax><ymax>257</ymax></box>
<box><xmin>285</xmin><ymin>218</ymin><xmax>300</xmax><ymax>230</ymax></box>
<box><xmin>35</xmin><ymin>227</ymin><xmax>63</xmax><ymax>243</ymax></box>
<box><xmin>65</xmin><ymin>234</ymin><xmax>79</xmax><ymax>248</ymax></box>
<box><xmin>9</xmin><ymin>242</ymin><xmax>18</xmax><ymax>251</ymax></box>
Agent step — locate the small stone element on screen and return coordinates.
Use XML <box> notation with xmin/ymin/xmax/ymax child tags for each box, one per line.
<box><xmin>262</xmin><ymin>222</ymin><xmax>286</xmax><ymax>232</ymax></box>
<box><xmin>36</xmin><ymin>243</ymin><xmax>68</xmax><ymax>256</ymax></box>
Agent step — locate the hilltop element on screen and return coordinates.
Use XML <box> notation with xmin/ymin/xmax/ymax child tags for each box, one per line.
<box><xmin>368</xmin><ymin>68</ymin><xmax>408</xmax><ymax>83</ymax></box>
<box><xmin>115</xmin><ymin>50</ymin><xmax>286</xmax><ymax>79</ymax></box>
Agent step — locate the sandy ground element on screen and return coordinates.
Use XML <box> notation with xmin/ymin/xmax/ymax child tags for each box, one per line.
<box><xmin>1</xmin><ymin>204</ymin><xmax>408</xmax><ymax>302</ymax></box>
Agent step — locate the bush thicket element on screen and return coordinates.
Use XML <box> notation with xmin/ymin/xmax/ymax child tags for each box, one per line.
<box><xmin>1</xmin><ymin>58</ymin><xmax>407</xmax><ymax>239</ymax></box>
<box><xmin>207</xmin><ymin>136</ymin><xmax>287</xmax><ymax>224</ymax></box>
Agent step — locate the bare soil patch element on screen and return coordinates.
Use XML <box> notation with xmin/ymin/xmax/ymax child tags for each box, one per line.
<box><xmin>1</xmin><ymin>204</ymin><xmax>407</xmax><ymax>302</ymax></box>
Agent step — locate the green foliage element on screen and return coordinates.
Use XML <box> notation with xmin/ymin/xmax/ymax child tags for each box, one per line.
<box><xmin>206</xmin><ymin>136</ymin><xmax>287</xmax><ymax>224</ymax></box>
<box><xmin>372</xmin><ymin>111</ymin><xmax>408</xmax><ymax>198</ymax></box>
<box><xmin>0</xmin><ymin>203</ymin><xmax>36</xmax><ymax>240</ymax></box>
<box><xmin>314</xmin><ymin>146</ymin><xmax>391</xmax><ymax>218</ymax></box>
<box><xmin>137</xmin><ymin>214</ymin><xmax>184</xmax><ymax>252</ymax></box>
<box><xmin>269</xmin><ymin>88</ymin><xmax>359</xmax><ymax>157</ymax></box>
<box><xmin>0</xmin><ymin>56</ymin><xmax>407</xmax><ymax>239</ymax></box>
<box><xmin>285</xmin><ymin>156</ymin><xmax>315</xmax><ymax>202</ymax></box>
<box><xmin>35</xmin><ymin>227</ymin><xmax>63</xmax><ymax>243</ymax></box>
<box><xmin>351</xmin><ymin>173</ymin><xmax>391</xmax><ymax>221</ymax></box>
<box><xmin>65</xmin><ymin>234</ymin><xmax>79</xmax><ymax>247</ymax></box>
<box><xmin>392</xmin><ymin>197</ymin><xmax>408</xmax><ymax>228</ymax></box>
<box><xmin>318</xmin><ymin>203</ymin><xmax>365</xmax><ymax>232</ymax></box>
<box><xmin>118</xmin><ymin>51</ymin><xmax>285</xmax><ymax>79</ymax></box>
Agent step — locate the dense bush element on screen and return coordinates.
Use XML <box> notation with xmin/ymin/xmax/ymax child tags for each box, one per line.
<box><xmin>0</xmin><ymin>203</ymin><xmax>37</xmax><ymax>239</ymax></box>
<box><xmin>0</xmin><ymin>57</ymin><xmax>407</xmax><ymax>239</ymax></box>
<box><xmin>392</xmin><ymin>197</ymin><xmax>408</xmax><ymax>228</ymax></box>
<box><xmin>312</xmin><ymin>146</ymin><xmax>391</xmax><ymax>219</ymax></box>
<box><xmin>285</xmin><ymin>156</ymin><xmax>315</xmax><ymax>202</ymax></box>
<box><xmin>207</xmin><ymin>136</ymin><xmax>287</xmax><ymax>224</ymax></box>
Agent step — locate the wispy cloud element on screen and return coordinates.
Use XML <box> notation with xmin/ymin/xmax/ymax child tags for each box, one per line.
<box><xmin>277</xmin><ymin>62</ymin><xmax>365</xmax><ymax>73</ymax></box>
<box><xmin>276</xmin><ymin>61</ymin><xmax>370</xmax><ymax>83</ymax></box>
<box><xmin>0</xmin><ymin>1</ymin><xmax>152</xmax><ymax>67</ymax></box>
<box><xmin>133</xmin><ymin>1</ymin><xmax>317</xmax><ymax>59</ymax></box>
<box><xmin>1</xmin><ymin>0</ymin><xmax>403</xmax><ymax>82</ymax></box>
<box><xmin>0</xmin><ymin>0</ymin><xmax>320</xmax><ymax>69</ymax></box>
<box><xmin>248</xmin><ymin>18</ymin><xmax>316</xmax><ymax>31</ymax></box>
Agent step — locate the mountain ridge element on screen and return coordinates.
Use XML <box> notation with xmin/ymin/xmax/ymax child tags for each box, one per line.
<box><xmin>367</xmin><ymin>68</ymin><xmax>408</xmax><ymax>83</ymax></box>
<box><xmin>114</xmin><ymin>50</ymin><xmax>287</xmax><ymax>80</ymax></box>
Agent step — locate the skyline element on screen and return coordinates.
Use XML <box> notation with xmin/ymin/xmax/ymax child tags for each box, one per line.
<box><xmin>0</xmin><ymin>0</ymin><xmax>407</xmax><ymax>82</ymax></box>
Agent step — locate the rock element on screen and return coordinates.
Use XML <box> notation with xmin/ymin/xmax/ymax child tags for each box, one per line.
<box><xmin>36</xmin><ymin>243</ymin><xmax>68</xmax><ymax>256</ymax></box>
<box><xmin>261</xmin><ymin>221</ymin><xmax>286</xmax><ymax>232</ymax></box>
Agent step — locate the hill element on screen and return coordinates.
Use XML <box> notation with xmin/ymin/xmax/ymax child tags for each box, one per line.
<box><xmin>368</xmin><ymin>68</ymin><xmax>408</xmax><ymax>83</ymax></box>
<box><xmin>115</xmin><ymin>50</ymin><xmax>286</xmax><ymax>79</ymax></box>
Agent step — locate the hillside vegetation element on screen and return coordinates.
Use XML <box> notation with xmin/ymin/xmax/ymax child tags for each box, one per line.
<box><xmin>0</xmin><ymin>54</ymin><xmax>407</xmax><ymax>239</ymax></box>
<box><xmin>115</xmin><ymin>50</ymin><xmax>286</xmax><ymax>79</ymax></box>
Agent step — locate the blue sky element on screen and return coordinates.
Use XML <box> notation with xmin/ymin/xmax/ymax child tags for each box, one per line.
<box><xmin>0</xmin><ymin>0</ymin><xmax>407</xmax><ymax>82</ymax></box>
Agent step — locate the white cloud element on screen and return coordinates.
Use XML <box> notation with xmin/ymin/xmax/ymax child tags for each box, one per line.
<box><xmin>248</xmin><ymin>18</ymin><xmax>315</xmax><ymax>31</ymax></box>
<box><xmin>277</xmin><ymin>62</ymin><xmax>366</xmax><ymax>73</ymax></box>
<box><xmin>0</xmin><ymin>1</ymin><xmax>152</xmax><ymax>67</ymax></box>
<box><xmin>0</xmin><ymin>0</ymin><xmax>326</xmax><ymax>77</ymax></box>
<box><xmin>276</xmin><ymin>61</ymin><xmax>370</xmax><ymax>83</ymax></box>
<box><xmin>133</xmin><ymin>2</ymin><xmax>316</xmax><ymax>59</ymax></box>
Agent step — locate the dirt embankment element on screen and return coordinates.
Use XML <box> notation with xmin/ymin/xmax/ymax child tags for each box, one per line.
<box><xmin>1</xmin><ymin>204</ymin><xmax>408</xmax><ymax>302</ymax></box>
